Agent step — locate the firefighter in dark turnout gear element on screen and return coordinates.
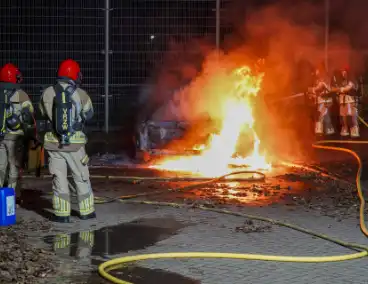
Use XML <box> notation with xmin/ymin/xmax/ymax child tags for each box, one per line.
<box><xmin>39</xmin><ymin>59</ymin><xmax>95</xmax><ymax>223</ymax></box>
<box><xmin>308</xmin><ymin>64</ymin><xmax>335</xmax><ymax>135</ymax></box>
<box><xmin>0</xmin><ymin>63</ymin><xmax>34</xmax><ymax>199</ymax></box>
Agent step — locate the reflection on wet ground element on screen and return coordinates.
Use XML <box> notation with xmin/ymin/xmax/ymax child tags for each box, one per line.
<box><xmin>22</xmin><ymin>162</ymin><xmax>337</xmax><ymax>222</ymax></box>
<box><xmin>25</xmin><ymin>162</ymin><xmax>334</xmax><ymax>209</ymax></box>
<box><xmin>107</xmin><ymin>265</ymin><xmax>201</xmax><ymax>284</ymax></box>
<box><xmin>89</xmin><ymin>162</ymin><xmax>286</xmax><ymax>179</ymax></box>
<box><xmin>43</xmin><ymin>217</ymin><xmax>199</xmax><ymax>283</ymax></box>
<box><xmin>87</xmin><ymin>163</ymin><xmax>325</xmax><ymax>206</ymax></box>
<box><xmin>44</xmin><ymin>217</ymin><xmax>186</xmax><ymax>257</ymax></box>
<box><xmin>166</xmin><ymin>176</ymin><xmax>321</xmax><ymax>206</ymax></box>
<box><xmin>70</xmin><ymin>265</ymin><xmax>201</xmax><ymax>284</ymax></box>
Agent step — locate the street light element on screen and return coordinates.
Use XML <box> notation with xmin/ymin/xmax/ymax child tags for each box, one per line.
<box><xmin>216</xmin><ymin>0</ymin><xmax>220</xmax><ymax>50</ymax></box>
<box><xmin>325</xmin><ymin>0</ymin><xmax>329</xmax><ymax>71</ymax></box>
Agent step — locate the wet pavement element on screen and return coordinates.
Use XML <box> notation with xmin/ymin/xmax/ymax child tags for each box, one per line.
<box><xmin>103</xmin><ymin>266</ymin><xmax>200</xmax><ymax>284</ymax></box>
<box><xmin>75</xmin><ymin>266</ymin><xmax>200</xmax><ymax>284</ymax></box>
<box><xmin>69</xmin><ymin>266</ymin><xmax>200</xmax><ymax>284</ymax></box>
<box><xmin>7</xmin><ymin>135</ymin><xmax>368</xmax><ymax>284</ymax></box>
<box><xmin>41</xmin><ymin>217</ymin><xmax>197</xmax><ymax>283</ymax></box>
<box><xmin>43</xmin><ymin>217</ymin><xmax>187</xmax><ymax>258</ymax></box>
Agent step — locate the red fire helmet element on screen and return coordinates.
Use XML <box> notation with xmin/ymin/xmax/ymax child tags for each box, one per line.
<box><xmin>0</xmin><ymin>63</ymin><xmax>22</xmax><ymax>83</ymax></box>
<box><xmin>341</xmin><ymin>65</ymin><xmax>350</xmax><ymax>72</ymax></box>
<box><xmin>57</xmin><ymin>59</ymin><xmax>81</xmax><ymax>81</ymax></box>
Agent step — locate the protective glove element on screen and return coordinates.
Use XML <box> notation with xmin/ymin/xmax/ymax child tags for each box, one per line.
<box><xmin>6</xmin><ymin>114</ymin><xmax>21</xmax><ymax>131</ymax></box>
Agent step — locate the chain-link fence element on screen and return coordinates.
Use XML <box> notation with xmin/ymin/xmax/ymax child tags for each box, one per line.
<box><xmin>0</xmin><ymin>0</ymin><xmax>105</xmax><ymax>126</ymax></box>
<box><xmin>0</xmin><ymin>0</ymin><xmax>219</xmax><ymax>132</ymax></box>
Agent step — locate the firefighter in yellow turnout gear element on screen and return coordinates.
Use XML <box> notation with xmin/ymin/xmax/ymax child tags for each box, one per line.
<box><xmin>0</xmin><ymin>63</ymin><xmax>34</xmax><ymax>200</ymax></box>
<box><xmin>334</xmin><ymin>66</ymin><xmax>360</xmax><ymax>138</ymax></box>
<box><xmin>308</xmin><ymin>64</ymin><xmax>335</xmax><ymax>136</ymax></box>
<box><xmin>39</xmin><ymin>59</ymin><xmax>95</xmax><ymax>223</ymax></box>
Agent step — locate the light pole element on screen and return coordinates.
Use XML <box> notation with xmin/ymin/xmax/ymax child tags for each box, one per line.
<box><xmin>216</xmin><ymin>0</ymin><xmax>220</xmax><ymax>50</ymax></box>
<box><xmin>104</xmin><ymin>0</ymin><xmax>110</xmax><ymax>133</ymax></box>
<box><xmin>324</xmin><ymin>0</ymin><xmax>329</xmax><ymax>71</ymax></box>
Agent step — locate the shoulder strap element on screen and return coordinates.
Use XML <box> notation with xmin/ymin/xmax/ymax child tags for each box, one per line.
<box><xmin>53</xmin><ymin>83</ymin><xmax>65</xmax><ymax>99</ymax></box>
<box><xmin>5</xmin><ymin>89</ymin><xmax>17</xmax><ymax>101</ymax></box>
<box><xmin>53</xmin><ymin>83</ymin><xmax>77</xmax><ymax>100</ymax></box>
<box><xmin>65</xmin><ymin>84</ymin><xmax>80</xmax><ymax>120</ymax></box>
<box><xmin>65</xmin><ymin>84</ymin><xmax>77</xmax><ymax>98</ymax></box>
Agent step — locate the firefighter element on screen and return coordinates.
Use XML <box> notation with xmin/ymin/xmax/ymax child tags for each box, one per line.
<box><xmin>0</xmin><ymin>63</ymin><xmax>34</xmax><ymax>201</ymax></box>
<box><xmin>308</xmin><ymin>63</ymin><xmax>335</xmax><ymax>136</ymax></box>
<box><xmin>39</xmin><ymin>59</ymin><xmax>95</xmax><ymax>223</ymax></box>
<box><xmin>333</xmin><ymin>66</ymin><xmax>359</xmax><ymax>138</ymax></box>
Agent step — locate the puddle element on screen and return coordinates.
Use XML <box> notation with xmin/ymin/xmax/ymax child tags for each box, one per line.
<box><xmin>105</xmin><ymin>265</ymin><xmax>201</xmax><ymax>284</ymax></box>
<box><xmin>70</xmin><ymin>265</ymin><xmax>201</xmax><ymax>284</ymax></box>
<box><xmin>43</xmin><ymin>217</ymin><xmax>186</xmax><ymax>258</ymax></box>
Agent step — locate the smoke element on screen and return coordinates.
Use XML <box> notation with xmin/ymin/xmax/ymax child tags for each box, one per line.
<box><xmin>137</xmin><ymin>37</ymin><xmax>212</xmax><ymax>123</ymax></box>
<box><xmin>139</xmin><ymin>0</ymin><xmax>365</xmax><ymax>163</ymax></box>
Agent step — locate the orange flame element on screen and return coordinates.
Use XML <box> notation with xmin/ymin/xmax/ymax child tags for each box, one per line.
<box><xmin>150</xmin><ymin>65</ymin><xmax>271</xmax><ymax>177</ymax></box>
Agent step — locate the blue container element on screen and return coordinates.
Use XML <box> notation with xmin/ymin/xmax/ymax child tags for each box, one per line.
<box><xmin>0</xmin><ymin>187</ymin><xmax>16</xmax><ymax>226</ymax></box>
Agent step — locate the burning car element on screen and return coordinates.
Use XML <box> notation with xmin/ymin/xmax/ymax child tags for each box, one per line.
<box><xmin>135</xmin><ymin>60</ymin><xmax>271</xmax><ymax>177</ymax></box>
<box><xmin>135</xmin><ymin>84</ymin><xmax>212</xmax><ymax>162</ymax></box>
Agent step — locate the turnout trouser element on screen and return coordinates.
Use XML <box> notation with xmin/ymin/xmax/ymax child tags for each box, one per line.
<box><xmin>47</xmin><ymin>146</ymin><xmax>95</xmax><ymax>217</ymax></box>
<box><xmin>0</xmin><ymin>137</ymin><xmax>24</xmax><ymax>197</ymax></box>
<box><xmin>340</xmin><ymin>102</ymin><xmax>359</xmax><ymax>137</ymax></box>
<box><xmin>315</xmin><ymin>102</ymin><xmax>335</xmax><ymax>135</ymax></box>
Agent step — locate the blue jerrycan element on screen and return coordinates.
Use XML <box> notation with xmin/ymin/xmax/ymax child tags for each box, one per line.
<box><xmin>0</xmin><ymin>187</ymin><xmax>16</xmax><ymax>226</ymax></box>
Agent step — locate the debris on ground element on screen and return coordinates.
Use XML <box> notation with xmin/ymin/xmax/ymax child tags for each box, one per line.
<box><xmin>136</xmin><ymin>162</ymin><xmax>364</xmax><ymax>220</ymax></box>
<box><xmin>0</xmin><ymin>219</ymin><xmax>55</xmax><ymax>284</ymax></box>
<box><xmin>12</xmin><ymin>218</ymin><xmax>52</xmax><ymax>233</ymax></box>
<box><xmin>235</xmin><ymin>220</ymin><xmax>272</xmax><ymax>233</ymax></box>
<box><xmin>278</xmin><ymin>164</ymin><xmax>365</xmax><ymax>219</ymax></box>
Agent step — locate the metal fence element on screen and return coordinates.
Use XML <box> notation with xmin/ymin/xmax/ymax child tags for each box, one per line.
<box><xmin>0</xmin><ymin>0</ymin><xmax>220</xmax><ymax>132</ymax></box>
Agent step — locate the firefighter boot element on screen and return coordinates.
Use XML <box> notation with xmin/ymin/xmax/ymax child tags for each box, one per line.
<box><xmin>52</xmin><ymin>215</ymin><xmax>71</xmax><ymax>223</ymax></box>
<box><xmin>315</xmin><ymin>122</ymin><xmax>323</xmax><ymax>135</ymax></box>
<box><xmin>326</xmin><ymin>127</ymin><xmax>335</xmax><ymax>135</ymax></box>
<box><xmin>350</xmin><ymin>126</ymin><xmax>360</xmax><ymax>138</ymax></box>
<box><xmin>340</xmin><ymin>127</ymin><xmax>349</xmax><ymax>137</ymax></box>
<box><xmin>79</xmin><ymin>211</ymin><xmax>96</xmax><ymax>220</ymax></box>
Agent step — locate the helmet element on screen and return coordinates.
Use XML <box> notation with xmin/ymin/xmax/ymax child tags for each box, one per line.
<box><xmin>57</xmin><ymin>59</ymin><xmax>81</xmax><ymax>82</ymax></box>
<box><xmin>341</xmin><ymin>65</ymin><xmax>350</xmax><ymax>72</ymax></box>
<box><xmin>0</xmin><ymin>63</ymin><xmax>22</xmax><ymax>83</ymax></box>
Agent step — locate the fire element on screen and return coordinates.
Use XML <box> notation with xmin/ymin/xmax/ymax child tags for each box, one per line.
<box><xmin>150</xmin><ymin>65</ymin><xmax>271</xmax><ymax>177</ymax></box>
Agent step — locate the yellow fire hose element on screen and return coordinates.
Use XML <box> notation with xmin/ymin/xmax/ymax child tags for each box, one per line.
<box><xmin>24</xmin><ymin>118</ymin><xmax>368</xmax><ymax>283</ymax></box>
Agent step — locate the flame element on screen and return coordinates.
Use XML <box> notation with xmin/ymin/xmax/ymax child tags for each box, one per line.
<box><xmin>193</xmin><ymin>144</ymin><xmax>206</xmax><ymax>151</ymax></box>
<box><xmin>150</xmin><ymin>65</ymin><xmax>271</xmax><ymax>177</ymax></box>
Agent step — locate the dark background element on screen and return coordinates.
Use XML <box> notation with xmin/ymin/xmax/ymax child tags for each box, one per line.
<box><xmin>2</xmin><ymin>0</ymin><xmax>368</xmax><ymax>134</ymax></box>
<box><xmin>0</xmin><ymin>0</ymin><xmax>219</xmax><ymax>131</ymax></box>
